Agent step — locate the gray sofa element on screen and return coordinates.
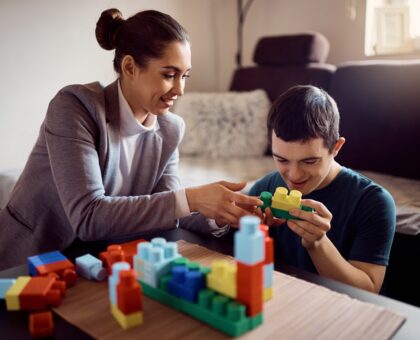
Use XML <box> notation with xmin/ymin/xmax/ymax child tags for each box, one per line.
<box><xmin>229</xmin><ymin>33</ymin><xmax>420</xmax><ymax>306</ymax></box>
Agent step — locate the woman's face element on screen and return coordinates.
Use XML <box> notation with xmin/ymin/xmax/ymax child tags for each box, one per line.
<box><xmin>122</xmin><ymin>41</ymin><xmax>191</xmax><ymax>118</ymax></box>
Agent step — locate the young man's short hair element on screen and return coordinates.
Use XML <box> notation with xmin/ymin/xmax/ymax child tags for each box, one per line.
<box><xmin>267</xmin><ymin>85</ymin><xmax>340</xmax><ymax>152</ymax></box>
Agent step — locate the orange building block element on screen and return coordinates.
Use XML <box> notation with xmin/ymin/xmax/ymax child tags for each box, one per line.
<box><xmin>236</xmin><ymin>261</ymin><xmax>263</xmax><ymax>317</ymax></box>
<box><xmin>35</xmin><ymin>260</ymin><xmax>77</xmax><ymax>287</ymax></box>
<box><xmin>117</xmin><ymin>270</ymin><xmax>142</xmax><ymax>314</ymax></box>
<box><xmin>29</xmin><ymin>311</ymin><xmax>54</xmax><ymax>338</ymax></box>
<box><xmin>259</xmin><ymin>225</ymin><xmax>274</xmax><ymax>264</ymax></box>
<box><xmin>20</xmin><ymin>276</ymin><xmax>64</xmax><ymax>310</ymax></box>
<box><xmin>100</xmin><ymin>239</ymin><xmax>146</xmax><ymax>273</ymax></box>
<box><xmin>100</xmin><ymin>245</ymin><xmax>126</xmax><ymax>275</ymax></box>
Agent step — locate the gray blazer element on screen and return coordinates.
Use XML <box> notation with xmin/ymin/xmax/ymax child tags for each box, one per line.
<box><xmin>0</xmin><ymin>81</ymin><xmax>213</xmax><ymax>269</ymax></box>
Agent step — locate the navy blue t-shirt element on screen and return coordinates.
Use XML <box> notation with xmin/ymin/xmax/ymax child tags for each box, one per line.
<box><xmin>248</xmin><ymin>167</ymin><xmax>396</xmax><ymax>273</ymax></box>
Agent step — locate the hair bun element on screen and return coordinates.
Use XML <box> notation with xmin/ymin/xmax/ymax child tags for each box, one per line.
<box><xmin>95</xmin><ymin>8</ymin><xmax>124</xmax><ymax>50</ymax></box>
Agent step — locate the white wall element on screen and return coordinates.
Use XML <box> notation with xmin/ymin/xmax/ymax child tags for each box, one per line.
<box><xmin>1</xmin><ymin>0</ymin><xmax>419</xmax><ymax>171</ymax></box>
<box><xmin>0</xmin><ymin>0</ymin><xmax>219</xmax><ymax>171</ymax></box>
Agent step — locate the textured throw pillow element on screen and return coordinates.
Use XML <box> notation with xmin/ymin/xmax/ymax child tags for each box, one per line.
<box><xmin>173</xmin><ymin>90</ymin><xmax>270</xmax><ymax>158</ymax></box>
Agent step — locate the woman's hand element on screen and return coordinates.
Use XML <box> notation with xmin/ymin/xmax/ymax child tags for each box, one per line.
<box><xmin>287</xmin><ymin>199</ymin><xmax>331</xmax><ymax>249</ymax></box>
<box><xmin>185</xmin><ymin>181</ymin><xmax>262</xmax><ymax>225</ymax></box>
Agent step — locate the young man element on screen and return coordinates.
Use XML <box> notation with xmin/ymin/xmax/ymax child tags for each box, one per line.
<box><xmin>249</xmin><ymin>85</ymin><xmax>396</xmax><ymax>293</ymax></box>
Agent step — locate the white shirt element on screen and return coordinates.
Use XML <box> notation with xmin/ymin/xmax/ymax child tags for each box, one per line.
<box><xmin>111</xmin><ymin>81</ymin><xmax>190</xmax><ymax>219</ymax></box>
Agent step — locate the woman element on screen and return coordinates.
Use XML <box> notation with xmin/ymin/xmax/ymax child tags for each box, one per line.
<box><xmin>0</xmin><ymin>9</ymin><xmax>261</xmax><ymax>270</ymax></box>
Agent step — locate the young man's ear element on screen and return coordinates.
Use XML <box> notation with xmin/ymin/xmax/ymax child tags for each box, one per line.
<box><xmin>332</xmin><ymin>137</ymin><xmax>346</xmax><ymax>157</ymax></box>
<box><xmin>121</xmin><ymin>55</ymin><xmax>136</xmax><ymax>79</ymax></box>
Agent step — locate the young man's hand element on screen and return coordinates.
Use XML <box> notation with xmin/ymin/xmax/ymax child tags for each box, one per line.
<box><xmin>287</xmin><ymin>199</ymin><xmax>331</xmax><ymax>249</ymax></box>
<box><xmin>255</xmin><ymin>207</ymin><xmax>286</xmax><ymax>227</ymax></box>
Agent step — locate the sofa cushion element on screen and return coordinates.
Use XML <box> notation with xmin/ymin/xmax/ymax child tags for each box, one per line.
<box><xmin>253</xmin><ymin>33</ymin><xmax>330</xmax><ymax>66</ymax></box>
<box><xmin>331</xmin><ymin>60</ymin><xmax>420</xmax><ymax>180</ymax></box>
<box><xmin>173</xmin><ymin>90</ymin><xmax>270</xmax><ymax>159</ymax></box>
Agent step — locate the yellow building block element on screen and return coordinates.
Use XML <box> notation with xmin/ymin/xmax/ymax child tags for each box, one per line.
<box><xmin>207</xmin><ymin>260</ymin><xmax>237</xmax><ymax>298</ymax></box>
<box><xmin>263</xmin><ymin>287</ymin><xmax>273</xmax><ymax>302</ymax></box>
<box><xmin>5</xmin><ymin>276</ymin><xmax>31</xmax><ymax>311</ymax></box>
<box><xmin>271</xmin><ymin>187</ymin><xmax>302</xmax><ymax>211</ymax></box>
<box><xmin>111</xmin><ymin>304</ymin><xmax>143</xmax><ymax>329</ymax></box>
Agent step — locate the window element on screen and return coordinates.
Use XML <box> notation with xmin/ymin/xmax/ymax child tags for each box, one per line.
<box><xmin>365</xmin><ymin>0</ymin><xmax>420</xmax><ymax>56</ymax></box>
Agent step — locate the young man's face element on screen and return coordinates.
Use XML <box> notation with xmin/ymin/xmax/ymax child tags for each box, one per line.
<box><xmin>271</xmin><ymin>131</ymin><xmax>344</xmax><ymax>195</ymax></box>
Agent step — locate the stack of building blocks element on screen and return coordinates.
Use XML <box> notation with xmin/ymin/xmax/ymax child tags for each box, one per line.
<box><xmin>109</xmin><ymin>262</ymin><xmax>143</xmax><ymax>329</ymax></box>
<box><xmin>75</xmin><ymin>254</ymin><xmax>107</xmax><ymax>281</ymax></box>
<box><xmin>260</xmin><ymin>225</ymin><xmax>274</xmax><ymax>301</ymax></box>
<box><xmin>135</xmin><ymin>216</ymin><xmax>272</xmax><ymax>337</ymax></box>
<box><xmin>234</xmin><ymin>216</ymin><xmax>264</xmax><ymax>317</ymax></box>
<box><xmin>99</xmin><ymin>238</ymin><xmax>146</xmax><ymax>273</ymax></box>
<box><xmin>259</xmin><ymin>186</ymin><xmax>314</xmax><ymax>220</ymax></box>
<box><xmin>133</xmin><ymin>238</ymin><xmax>181</xmax><ymax>287</ymax></box>
<box><xmin>29</xmin><ymin>310</ymin><xmax>54</xmax><ymax>338</ymax></box>
<box><xmin>4</xmin><ymin>275</ymin><xmax>66</xmax><ymax>311</ymax></box>
<box><xmin>28</xmin><ymin>251</ymin><xmax>77</xmax><ymax>287</ymax></box>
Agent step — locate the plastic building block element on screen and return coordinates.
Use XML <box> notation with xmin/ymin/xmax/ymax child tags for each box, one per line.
<box><xmin>109</xmin><ymin>262</ymin><xmax>130</xmax><ymax>306</ymax></box>
<box><xmin>28</xmin><ymin>251</ymin><xmax>77</xmax><ymax>286</ymax></box>
<box><xmin>236</xmin><ymin>261</ymin><xmax>263</xmax><ymax>317</ymax></box>
<box><xmin>5</xmin><ymin>276</ymin><xmax>31</xmax><ymax>311</ymax></box>
<box><xmin>111</xmin><ymin>304</ymin><xmax>143</xmax><ymax>330</ymax></box>
<box><xmin>100</xmin><ymin>239</ymin><xmax>146</xmax><ymax>272</ymax></box>
<box><xmin>100</xmin><ymin>245</ymin><xmax>126</xmax><ymax>275</ymax></box>
<box><xmin>5</xmin><ymin>276</ymin><xmax>65</xmax><ymax>311</ymax></box>
<box><xmin>207</xmin><ymin>260</ymin><xmax>237</xmax><ymax>298</ymax></box>
<box><xmin>263</xmin><ymin>288</ymin><xmax>273</xmax><ymax>302</ymax></box>
<box><xmin>19</xmin><ymin>276</ymin><xmax>64</xmax><ymax>310</ymax></box>
<box><xmin>29</xmin><ymin>311</ymin><xmax>54</xmax><ymax>338</ymax></box>
<box><xmin>259</xmin><ymin>187</ymin><xmax>314</xmax><ymax>220</ymax></box>
<box><xmin>75</xmin><ymin>254</ymin><xmax>106</xmax><ymax>281</ymax></box>
<box><xmin>0</xmin><ymin>279</ymin><xmax>16</xmax><ymax>298</ymax></box>
<box><xmin>117</xmin><ymin>270</ymin><xmax>142</xmax><ymax>314</ymax></box>
<box><xmin>119</xmin><ymin>238</ymin><xmax>146</xmax><ymax>267</ymax></box>
<box><xmin>133</xmin><ymin>238</ymin><xmax>181</xmax><ymax>288</ymax></box>
<box><xmin>234</xmin><ymin>216</ymin><xmax>264</xmax><ymax>265</ymax></box>
<box><xmin>167</xmin><ymin>265</ymin><xmax>205</xmax><ymax>303</ymax></box>
<box><xmin>134</xmin><ymin>234</ymin><xmax>265</xmax><ymax>336</ymax></box>
<box><xmin>110</xmin><ymin>269</ymin><xmax>143</xmax><ymax>329</ymax></box>
<box><xmin>141</xmin><ymin>280</ymin><xmax>263</xmax><ymax>337</ymax></box>
<box><xmin>263</xmin><ymin>263</ymin><xmax>274</xmax><ymax>289</ymax></box>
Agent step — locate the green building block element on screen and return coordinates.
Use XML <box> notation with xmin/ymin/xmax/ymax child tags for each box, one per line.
<box><xmin>140</xmin><ymin>281</ymin><xmax>263</xmax><ymax>337</ymax></box>
<box><xmin>259</xmin><ymin>191</ymin><xmax>314</xmax><ymax>221</ymax></box>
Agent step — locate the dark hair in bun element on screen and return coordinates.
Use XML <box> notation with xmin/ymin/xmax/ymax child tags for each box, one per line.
<box><xmin>95</xmin><ymin>8</ymin><xmax>124</xmax><ymax>51</ymax></box>
<box><xmin>95</xmin><ymin>8</ymin><xmax>189</xmax><ymax>73</ymax></box>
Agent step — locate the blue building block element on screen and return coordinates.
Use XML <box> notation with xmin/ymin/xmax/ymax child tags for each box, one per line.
<box><xmin>28</xmin><ymin>251</ymin><xmax>68</xmax><ymax>276</ymax></box>
<box><xmin>234</xmin><ymin>216</ymin><xmax>264</xmax><ymax>265</ymax></box>
<box><xmin>0</xmin><ymin>279</ymin><xmax>16</xmax><ymax>299</ymax></box>
<box><xmin>167</xmin><ymin>266</ymin><xmax>205</xmax><ymax>303</ymax></box>
<box><xmin>75</xmin><ymin>254</ymin><xmax>107</xmax><ymax>281</ymax></box>
<box><xmin>109</xmin><ymin>262</ymin><xmax>130</xmax><ymax>306</ymax></box>
<box><xmin>263</xmin><ymin>263</ymin><xmax>274</xmax><ymax>288</ymax></box>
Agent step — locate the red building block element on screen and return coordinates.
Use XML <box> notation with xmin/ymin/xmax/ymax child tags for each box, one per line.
<box><xmin>117</xmin><ymin>270</ymin><xmax>142</xmax><ymax>314</ymax></box>
<box><xmin>35</xmin><ymin>259</ymin><xmax>77</xmax><ymax>287</ymax></box>
<box><xmin>100</xmin><ymin>245</ymin><xmax>126</xmax><ymax>275</ymax></box>
<box><xmin>29</xmin><ymin>311</ymin><xmax>54</xmax><ymax>338</ymax></box>
<box><xmin>236</xmin><ymin>261</ymin><xmax>263</xmax><ymax>317</ymax></box>
<box><xmin>19</xmin><ymin>276</ymin><xmax>64</xmax><ymax>310</ymax></box>
<box><xmin>259</xmin><ymin>224</ymin><xmax>274</xmax><ymax>264</ymax></box>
